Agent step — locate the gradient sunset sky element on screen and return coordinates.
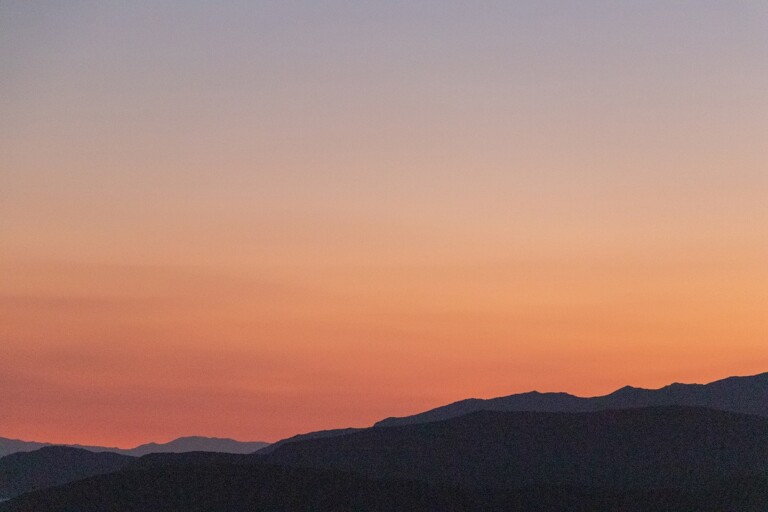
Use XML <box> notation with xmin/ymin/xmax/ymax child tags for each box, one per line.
<box><xmin>2</xmin><ymin>1</ymin><xmax>767</xmax><ymax>447</ymax></box>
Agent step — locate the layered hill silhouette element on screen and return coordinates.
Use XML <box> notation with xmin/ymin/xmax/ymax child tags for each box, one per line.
<box><xmin>3</xmin><ymin>406</ymin><xmax>768</xmax><ymax>511</ymax></box>
<box><xmin>0</xmin><ymin>436</ymin><xmax>268</xmax><ymax>458</ymax></box>
<box><xmin>0</xmin><ymin>447</ymin><xmax>133</xmax><ymax>500</ymax></box>
<box><xmin>264</xmin><ymin>406</ymin><xmax>768</xmax><ymax>491</ymax></box>
<box><xmin>0</xmin><ymin>439</ymin><xmax>267</xmax><ymax>500</ymax></box>
<box><xmin>3</xmin><ymin>372</ymin><xmax>768</xmax><ymax>511</ymax></box>
<box><xmin>0</xmin><ymin>448</ymin><xmax>262</xmax><ymax>501</ymax></box>
<box><xmin>375</xmin><ymin>371</ymin><xmax>768</xmax><ymax>427</ymax></box>
<box><xmin>0</xmin><ymin>439</ymin><xmax>47</xmax><ymax>459</ymax></box>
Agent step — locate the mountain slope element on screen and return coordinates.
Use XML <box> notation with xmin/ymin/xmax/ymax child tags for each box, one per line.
<box><xmin>265</xmin><ymin>406</ymin><xmax>768</xmax><ymax>491</ymax></box>
<box><xmin>0</xmin><ymin>439</ymin><xmax>48</xmax><ymax>459</ymax></box>
<box><xmin>376</xmin><ymin>371</ymin><xmax>768</xmax><ymax>427</ymax></box>
<box><xmin>256</xmin><ymin>428</ymin><xmax>363</xmax><ymax>454</ymax></box>
<box><xmin>0</xmin><ymin>463</ymin><xmax>484</xmax><ymax>512</ymax></box>
<box><xmin>0</xmin><ymin>447</ymin><xmax>133</xmax><ymax>500</ymax></box>
<box><xmin>0</xmin><ymin>446</ymin><xmax>256</xmax><ymax>501</ymax></box>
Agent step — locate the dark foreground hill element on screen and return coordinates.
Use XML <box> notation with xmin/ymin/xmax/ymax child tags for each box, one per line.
<box><xmin>0</xmin><ymin>447</ymin><xmax>133</xmax><ymax>500</ymax></box>
<box><xmin>376</xmin><ymin>371</ymin><xmax>768</xmax><ymax>427</ymax></box>
<box><xmin>265</xmin><ymin>406</ymin><xmax>768</xmax><ymax>491</ymax></box>
<box><xmin>0</xmin><ymin>464</ymin><xmax>475</xmax><ymax>512</ymax></box>
<box><xmin>1</xmin><ymin>462</ymin><xmax>766</xmax><ymax>512</ymax></box>
<box><xmin>0</xmin><ymin>448</ymin><xmax>258</xmax><ymax>502</ymax></box>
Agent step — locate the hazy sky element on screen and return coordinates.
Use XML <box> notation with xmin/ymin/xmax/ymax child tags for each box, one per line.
<box><xmin>2</xmin><ymin>1</ymin><xmax>767</xmax><ymax>446</ymax></box>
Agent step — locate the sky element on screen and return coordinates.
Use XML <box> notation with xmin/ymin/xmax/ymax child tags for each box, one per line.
<box><xmin>1</xmin><ymin>0</ymin><xmax>767</xmax><ymax>447</ymax></box>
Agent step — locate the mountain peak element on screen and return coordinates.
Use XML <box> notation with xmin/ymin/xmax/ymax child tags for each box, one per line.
<box><xmin>609</xmin><ymin>385</ymin><xmax>642</xmax><ymax>395</ymax></box>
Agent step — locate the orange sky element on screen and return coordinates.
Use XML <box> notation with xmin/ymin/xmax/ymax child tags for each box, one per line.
<box><xmin>1</xmin><ymin>1</ymin><xmax>767</xmax><ymax>447</ymax></box>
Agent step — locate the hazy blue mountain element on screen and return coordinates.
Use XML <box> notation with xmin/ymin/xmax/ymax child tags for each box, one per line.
<box><xmin>0</xmin><ymin>439</ymin><xmax>48</xmax><ymax>459</ymax></box>
<box><xmin>0</xmin><ymin>438</ymin><xmax>134</xmax><ymax>458</ymax></box>
<box><xmin>375</xmin><ymin>371</ymin><xmax>768</xmax><ymax>427</ymax></box>
<box><xmin>0</xmin><ymin>436</ymin><xmax>268</xmax><ymax>458</ymax></box>
<box><xmin>0</xmin><ymin>447</ymin><xmax>133</xmax><ymax>500</ymax></box>
<box><xmin>122</xmin><ymin>437</ymin><xmax>269</xmax><ymax>456</ymax></box>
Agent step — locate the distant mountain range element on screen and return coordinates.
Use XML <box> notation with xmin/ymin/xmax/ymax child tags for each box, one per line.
<box><xmin>0</xmin><ymin>436</ymin><xmax>268</xmax><ymax>458</ymax></box>
<box><xmin>114</xmin><ymin>436</ymin><xmax>269</xmax><ymax>456</ymax></box>
<box><xmin>3</xmin><ymin>406</ymin><xmax>768</xmax><ymax>511</ymax></box>
<box><xmin>5</xmin><ymin>371</ymin><xmax>764</xmax><ymax>458</ymax></box>
<box><xmin>375</xmin><ymin>371</ymin><xmax>768</xmax><ymax>427</ymax></box>
<box><xmin>0</xmin><ymin>440</ymin><xmax>47</xmax><ymax>459</ymax></box>
<box><xmin>3</xmin><ymin>371</ymin><xmax>768</xmax><ymax>511</ymax></box>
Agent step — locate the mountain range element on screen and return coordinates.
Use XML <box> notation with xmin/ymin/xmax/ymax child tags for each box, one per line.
<box><xmin>3</xmin><ymin>405</ymin><xmax>768</xmax><ymax>511</ymax></box>
<box><xmin>375</xmin><ymin>371</ymin><xmax>768</xmax><ymax>427</ymax></box>
<box><xmin>266</xmin><ymin>406</ymin><xmax>768</xmax><ymax>490</ymax></box>
<box><xmin>2</xmin><ymin>371</ymin><xmax>768</xmax><ymax>511</ymax></box>
<box><xmin>0</xmin><ymin>436</ymin><xmax>268</xmax><ymax>458</ymax></box>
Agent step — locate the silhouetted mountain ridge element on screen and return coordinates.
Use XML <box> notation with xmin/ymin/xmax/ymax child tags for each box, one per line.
<box><xmin>257</xmin><ymin>428</ymin><xmax>364</xmax><ymax>454</ymax></box>
<box><xmin>375</xmin><ymin>371</ymin><xmax>768</xmax><ymax>427</ymax></box>
<box><xmin>4</xmin><ymin>407</ymin><xmax>768</xmax><ymax>511</ymax></box>
<box><xmin>3</xmin><ymin>372</ymin><xmax>768</xmax><ymax>511</ymax></box>
<box><xmin>0</xmin><ymin>439</ymin><xmax>48</xmax><ymax>459</ymax></box>
<box><xmin>266</xmin><ymin>406</ymin><xmax>768</xmax><ymax>491</ymax></box>
<box><xmin>0</xmin><ymin>447</ymin><xmax>133</xmax><ymax>500</ymax></box>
